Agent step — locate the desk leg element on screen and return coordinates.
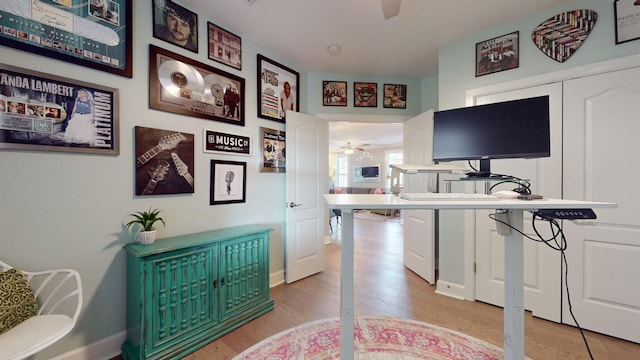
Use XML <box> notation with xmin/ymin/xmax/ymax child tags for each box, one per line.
<box><xmin>503</xmin><ymin>209</ymin><xmax>525</xmax><ymax>360</ymax></box>
<box><xmin>340</xmin><ymin>209</ymin><xmax>355</xmax><ymax>360</ymax></box>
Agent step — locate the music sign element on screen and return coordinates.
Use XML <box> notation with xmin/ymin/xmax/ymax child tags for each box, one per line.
<box><xmin>203</xmin><ymin>129</ymin><xmax>251</xmax><ymax>156</ymax></box>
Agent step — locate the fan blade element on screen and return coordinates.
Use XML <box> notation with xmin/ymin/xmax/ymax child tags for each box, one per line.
<box><xmin>381</xmin><ymin>0</ymin><xmax>401</xmax><ymax>20</ymax></box>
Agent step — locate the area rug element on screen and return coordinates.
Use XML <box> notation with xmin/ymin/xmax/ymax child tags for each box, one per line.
<box><xmin>234</xmin><ymin>316</ymin><xmax>506</xmax><ymax>359</ymax></box>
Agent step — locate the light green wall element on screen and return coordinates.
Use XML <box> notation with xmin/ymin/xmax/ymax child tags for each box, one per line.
<box><xmin>437</xmin><ymin>0</ymin><xmax>640</xmax><ymax>286</ymax></box>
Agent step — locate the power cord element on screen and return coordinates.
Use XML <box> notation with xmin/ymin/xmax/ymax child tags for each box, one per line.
<box><xmin>465</xmin><ymin>161</ymin><xmax>531</xmax><ymax>194</ymax></box>
<box><xmin>488</xmin><ymin>211</ymin><xmax>595</xmax><ymax>360</ymax></box>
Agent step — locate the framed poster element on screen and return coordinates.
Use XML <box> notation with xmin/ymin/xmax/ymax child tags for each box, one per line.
<box><xmin>615</xmin><ymin>0</ymin><xmax>640</xmax><ymax>44</ymax></box>
<box><xmin>0</xmin><ymin>63</ymin><xmax>119</xmax><ymax>154</ymax></box>
<box><xmin>383</xmin><ymin>84</ymin><xmax>406</xmax><ymax>109</ymax></box>
<box><xmin>203</xmin><ymin>129</ymin><xmax>251</xmax><ymax>156</ymax></box>
<box><xmin>149</xmin><ymin>45</ymin><xmax>245</xmax><ymax>126</ymax></box>
<box><xmin>0</xmin><ymin>0</ymin><xmax>132</xmax><ymax>78</ymax></box>
<box><xmin>134</xmin><ymin>126</ymin><xmax>194</xmax><ymax>196</ymax></box>
<box><xmin>260</xmin><ymin>127</ymin><xmax>286</xmax><ymax>173</ymax></box>
<box><xmin>257</xmin><ymin>54</ymin><xmax>299</xmax><ymax>123</ymax></box>
<box><xmin>354</xmin><ymin>82</ymin><xmax>377</xmax><ymax>107</ymax></box>
<box><xmin>323</xmin><ymin>81</ymin><xmax>347</xmax><ymax>106</ymax></box>
<box><xmin>210</xmin><ymin>159</ymin><xmax>246</xmax><ymax>205</ymax></box>
<box><xmin>476</xmin><ymin>31</ymin><xmax>519</xmax><ymax>76</ymax></box>
<box><xmin>152</xmin><ymin>0</ymin><xmax>197</xmax><ymax>53</ymax></box>
<box><xmin>208</xmin><ymin>22</ymin><xmax>242</xmax><ymax>70</ymax></box>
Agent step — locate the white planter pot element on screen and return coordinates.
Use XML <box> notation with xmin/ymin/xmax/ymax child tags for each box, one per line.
<box><xmin>137</xmin><ymin>230</ymin><xmax>157</xmax><ymax>245</ymax></box>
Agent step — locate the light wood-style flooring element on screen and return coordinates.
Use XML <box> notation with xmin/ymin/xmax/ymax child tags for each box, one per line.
<box><xmin>116</xmin><ymin>214</ymin><xmax>640</xmax><ymax>360</ymax></box>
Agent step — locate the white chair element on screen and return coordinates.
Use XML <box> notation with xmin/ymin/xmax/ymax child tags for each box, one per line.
<box><xmin>0</xmin><ymin>260</ymin><xmax>83</xmax><ymax>360</ymax></box>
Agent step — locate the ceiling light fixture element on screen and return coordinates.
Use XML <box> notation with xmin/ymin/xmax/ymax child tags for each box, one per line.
<box><xmin>344</xmin><ymin>148</ymin><xmax>354</xmax><ymax>155</ymax></box>
<box><xmin>327</xmin><ymin>44</ymin><xmax>341</xmax><ymax>55</ymax></box>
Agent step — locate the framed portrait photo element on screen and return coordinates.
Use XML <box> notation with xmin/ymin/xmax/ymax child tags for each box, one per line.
<box><xmin>354</xmin><ymin>82</ymin><xmax>377</xmax><ymax>107</ymax></box>
<box><xmin>257</xmin><ymin>54</ymin><xmax>300</xmax><ymax>123</ymax></box>
<box><xmin>210</xmin><ymin>159</ymin><xmax>246</xmax><ymax>205</ymax></box>
<box><xmin>260</xmin><ymin>127</ymin><xmax>286</xmax><ymax>173</ymax></box>
<box><xmin>475</xmin><ymin>31</ymin><xmax>519</xmax><ymax>77</ymax></box>
<box><xmin>152</xmin><ymin>0</ymin><xmax>198</xmax><ymax>53</ymax></box>
<box><xmin>383</xmin><ymin>84</ymin><xmax>406</xmax><ymax>109</ymax></box>
<box><xmin>323</xmin><ymin>81</ymin><xmax>347</xmax><ymax>106</ymax></box>
<box><xmin>615</xmin><ymin>0</ymin><xmax>640</xmax><ymax>44</ymax></box>
<box><xmin>0</xmin><ymin>63</ymin><xmax>119</xmax><ymax>155</ymax></box>
<box><xmin>0</xmin><ymin>0</ymin><xmax>132</xmax><ymax>77</ymax></box>
<box><xmin>208</xmin><ymin>22</ymin><xmax>242</xmax><ymax>70</ymax></box>
<box><xmin>149</xmin><ymin>45</ymin><xmax>245</xmax><ymax>126</ymax></box>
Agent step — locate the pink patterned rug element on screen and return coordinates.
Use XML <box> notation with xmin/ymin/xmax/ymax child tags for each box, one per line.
<box><xmin>234</xmin><ymin>316</ymin><xmax>507</xmax><ymax>359</ymax></box>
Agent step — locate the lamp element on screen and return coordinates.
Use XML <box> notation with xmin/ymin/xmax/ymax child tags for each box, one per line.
<box><xmin>344</xmin><ymin>148</ymin><xmax>354</xmax><ymax>155</ymax></box>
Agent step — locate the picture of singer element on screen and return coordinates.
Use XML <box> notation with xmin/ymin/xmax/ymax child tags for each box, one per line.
<box><xmin>153</xmin><ymin>0</ymin><xmax>198</xmax><ymax>52</ymax></box>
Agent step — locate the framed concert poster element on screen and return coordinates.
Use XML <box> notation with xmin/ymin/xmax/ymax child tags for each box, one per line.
<box><xmin>0</xmin><ymin>0</ymin><xmax>133</xmax><ymax>78</ymax></box>
<box><xmin>259</xmin><ymin>127</ymin><xmax>286</xmax><ymax>173</ymax></box>
<box><xmin>354</xmin><ymin>82</ymin><xmax>377</xmax><ymax>107</ymax></box>
<box><xmin>383</xmin><ymin>84</ymin><xmax>406</xmax><ymax>109</ymax></box>
<box><xmin>149</xmin><ymin>45</ymin><xmax>245</xmax><ymax>126</ymax></box>
<box><xmin>323</xmin><ymin>81</ymin><xmax>347</xmax><ymax>106</ymax></box>
<box><xmin>152</xmin><ymin>0</ymin><xmax>198</xmax><ymax>53</ymax></box>
<box><xmin>475</xmin><ymin>31</ymin><xmax>519</xmax><ymax>77</ymax></box>
<box><xmin>208</xmin><ymin>22</ymin><xmax>242</xmax><ymax>70</ymax></box>
<box><xmin>134</xmin><ymin>126</ymin><xmax>194</xmax><ymax>196</ymax></box>
<box><xmin>257</xmin><ymin>54</ymin><xmax>299</xmax><ymax>123</ymax></box>
<box><xmin>210</xmin><ymin>159</ymin><xmax>246</xmax><ymax>205</ymax></box>
<box><xmin>0</xmin><ymin>63</ymin><xmax>119</xmax><ymax>155</ymax></box>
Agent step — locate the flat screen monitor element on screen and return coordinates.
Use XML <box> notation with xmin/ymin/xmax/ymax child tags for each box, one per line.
<box><xmin>432</xmin><ymin>95</ymin><xmax>550</xmax><ymax>178</ymax></box>
<box><xmin>361</xmin><ymin>166</ymin><xmax>379</xmax><ymax>178</ymax></box>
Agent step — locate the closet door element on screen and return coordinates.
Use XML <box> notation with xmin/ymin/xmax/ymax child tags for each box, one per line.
<box><xmin>473</xmin><ymin>83</ymin><xmax>563</xmax><ymax>321</ymax></box>
<box><xmin>562</xmin><ymin>66</ymin><xmax>640</xmax><ymax>343</ymax></box>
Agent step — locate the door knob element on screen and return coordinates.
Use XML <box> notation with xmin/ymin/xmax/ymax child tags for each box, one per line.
<box><xmin>288</xmin><ymin>202</ymin><xmax>302</xmax><ymax>208</ymax></box>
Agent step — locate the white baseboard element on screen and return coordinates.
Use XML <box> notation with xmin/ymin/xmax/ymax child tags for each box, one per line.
<box><xmin>49</xmin><ymin>331</ymin><xmax>126</xmax><ymax>360</ymax></box>
<box><xmin>435</xmin><ymin>280</ymin><xmax>466</xmax><ymax>300</ymax></box>
<box><xmin>270</xmin><ymin>269</ymin><xmax>285</xmax><ymax>287</ymax></box>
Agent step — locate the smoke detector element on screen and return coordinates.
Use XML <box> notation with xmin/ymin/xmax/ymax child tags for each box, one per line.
<box><xmin>243</xmin><ymin>0</ymin><xmax>257</xmax><ymax>5</ymax></box>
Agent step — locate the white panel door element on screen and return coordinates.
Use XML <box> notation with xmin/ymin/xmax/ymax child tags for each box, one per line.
<box><xmin>285</xmin><ymin>111</ymin><xmax>328</xmax><ymax>283</ymax></box>
<box><xmin>402</xmin><ymin>110</ymin><xmax>436</xmax><ymax>284</ymax></box>
<box><xmin>474</xmin><ymin>83</ymin><xmax>563</xmax><ymax>321</ymax></box>
<box><xmin>562</xmin><ymin>67</ymin><xmax>640</xmax><ymax>343</ymax></box>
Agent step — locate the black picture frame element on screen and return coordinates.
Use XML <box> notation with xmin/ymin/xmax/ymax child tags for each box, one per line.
<box><xmin>383</xmin><ymin>84</ymin><xmax>407</xmax><ymax>109</ymax></box>
<box><xmin>257</xmin><ymin>54</ymin><xmax>300</xmax><ymax>123</ymax></box>
<box><xmin>210</xmin><ymin>159</ymin><xmax>246</xmax><ymax>205</ymax></box>
<box><xmin>475</xmin><ymin>31</ymin><xmax>519</xmax><ymax>77</ymax></box>
<box><xmin>354</xmin><ymin>82</ymin><xmax>377</xmax><ymax>107</ymax></box>
<box><xmin>149</xmin><ymin>45</ymin><xmax>245</xmax><ymax>126</ymax></box>
<box><xmin>323</xmin><ymin>81</ymin><xmax>347</xmax><ymax>106</ymax></box>
<box><xmin>0</xmin><ymin>63</ymin><xmax>119</xmax><ymax>155</ymax></box>
<box><xmin>208</xmin><ymin>22</ymin><xmax>242</xmax><ymax>70</ymax></box>
<box><xmin>614</xmin><ymin>0</ymin><xmax>640</xmax><ymax>44</ymax></box>
<box><xmin>134</xmin><ymin>126</ymin><xmax>194</xmax><ymax>196</ymax></box>
<box><xmin>152</xmin><ymin>0</ymin><xmax>198</xmax><ymax>53</ymax></box>
<box><xmin>0</xmin><ymin>0</ymin><xmax>133</xmax><ymax>78</ymax></box>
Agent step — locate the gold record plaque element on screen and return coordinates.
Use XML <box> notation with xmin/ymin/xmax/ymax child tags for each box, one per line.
<box><xmin>149</xmin><ymin>45</ymin><xmax>245</xmax><ymax>126</ymax></box>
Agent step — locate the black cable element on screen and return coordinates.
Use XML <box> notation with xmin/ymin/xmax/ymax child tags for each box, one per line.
<box><xmin>488</xmin><ymin>212</ymin><xmax>595</xmax><ymax>360</ymax></box>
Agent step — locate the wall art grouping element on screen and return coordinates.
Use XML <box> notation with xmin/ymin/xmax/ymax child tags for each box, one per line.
<box><xmin>0</xmin><ymin>63</ymin><xmax>119</xmax><ymax>154</ymax></box>
<box><xmin>134</xmin><ymin>126</ymin><xmax>194</xmax><ymax>196</ymax></box>
<box><xmin>149</xmin><ymin>45</ymin><xmax>245</xmax><ymax>126</ymax></box>
<box><xmin>0</xmin><ymin>0</ymin><xmax>133</xmax><ymax>78</ymax></box>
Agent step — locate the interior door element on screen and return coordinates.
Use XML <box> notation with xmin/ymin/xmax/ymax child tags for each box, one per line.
<box><xmin>562</xmin><ymin>66</ymin><xmax>640</xmax><ymax>343</ymax></box>
<box><xmin>402</xmin><ymin>109</ymin><xmax>436</xmax><ymax>284</ymax></box>
<box><xmin>285</xmin><ymin>111</ymin><xmax>329</xmax><ymax>283</ymax></box>
<box><xmin>473</xmin><ymin>83</ymin><xmax>563</xmax><ymax>321</ymax></box>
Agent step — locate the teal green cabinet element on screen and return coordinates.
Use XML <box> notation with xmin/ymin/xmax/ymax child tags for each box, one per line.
<box><xmin>121</xmin><ymin>225</ymin><xmax>274</xmax><ymax>360</ymax></box>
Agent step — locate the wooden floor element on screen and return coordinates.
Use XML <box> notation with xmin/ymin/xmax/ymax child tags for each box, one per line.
<box><xmin>116</xmin><ymin>214</ymin><xmax>640</xmax><ymax>360</ymax></box>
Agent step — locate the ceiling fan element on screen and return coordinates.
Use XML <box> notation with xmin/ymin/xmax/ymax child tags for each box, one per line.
<box><xmin>341</xmin><ymin>142</ymin><xmax>369</xmax><ymax>154</ymax></box>
<box><xmin>381</xmin><ymin>0</ymin><xmax>401</xmax><ymax>20</ymax></box>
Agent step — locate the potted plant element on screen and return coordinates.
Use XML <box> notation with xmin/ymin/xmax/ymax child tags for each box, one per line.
<box><xmin>125</xmin><ymin>208</ymin><xmax>166</xmax><ymax>245</ymax></box>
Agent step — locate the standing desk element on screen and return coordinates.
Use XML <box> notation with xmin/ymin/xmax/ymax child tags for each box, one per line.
<box><xmin>323</xmin><ymin>194</ymin><xmax>616</xmax><ymax>360</ymax></box>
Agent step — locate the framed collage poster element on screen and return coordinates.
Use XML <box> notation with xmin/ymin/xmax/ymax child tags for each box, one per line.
<box><xmin>475</xmin><ymin>31</ymin><xmax>519</xmax><ymax>77</ymax></box>
<box><xmin>257</xmin><ymin>54</ymin><xmax>299</xmax><ymax>123</ymax></box>
<box><xmin>0</xmin><ymin>63</ymin><xmax>119</xmax><ymax>155</ymax></box>
<box><xmin>149</xmin><ymin>45</ymin><xmax>245</xmax><ymax>126</ymax></box>
<box><xmin>152</xmin><ymin>0</ymin><xmax>198</xmax><ymax>53</ymax></box>
<box><xmin>354</xmin><ymin>82</ymin><xmax>377</xmax><ymax>107</ymax></box>
<box><xmin>323</xmin><ymin>81</ymin><xmax>347</xmax><ymax>106</ymax></box>
<box><xmin>210</xmin><ymin>159</ymin><xmax>246</xmax><ymax>205</ymax></box>
<box><xmin>260</xmin><ymin>127</ymin><xmax>286</xmax><ymax>173</ymax></box>
<box><xmin>134</xmin><ymin>126</ymin><xmax>194</xmax><ymax>196</ymax></box>
<box><xmin>383</xmin><ymin>84</ymin><xmax>406</xmax><ymax>109</ymax></box>
<box><xmin>208</xmin><ymin>22</ymin><xmax>242</xmax><ymax>70</ymax></box>
<box><xmin>0</xmin><ymin>0</ymin><xmax>133</xmax><ymax>78</ymax></box>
